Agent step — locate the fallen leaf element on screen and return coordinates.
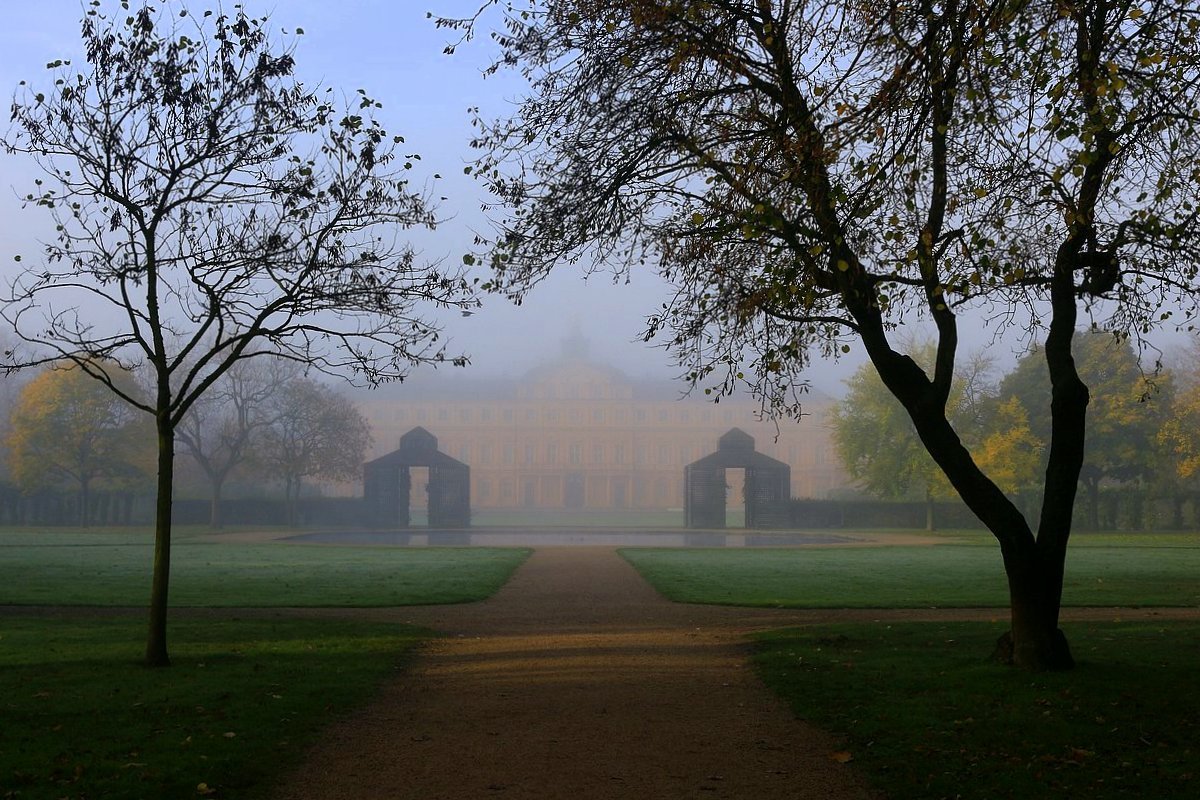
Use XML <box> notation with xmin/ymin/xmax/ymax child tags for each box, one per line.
<box><xmin>831</xmin><ymin>751</ymin><xmax>854</xmax><ymax>764</ymax></box>
<box><xmin>222</xmin><ymin>732</ymin><xmax>236</xmax><ymax>739</ymax></box>
<box><xmin>197</xmin><ymin>782</ymin><xmax>216</xmax><ymax>796</ymax></box>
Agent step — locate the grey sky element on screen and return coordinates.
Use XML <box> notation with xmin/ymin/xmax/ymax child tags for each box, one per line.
<box><xmin>5</xmin><ymin>2</ymin><xmax>1183</xmax><ymax>399</ymax></box>
<box><xmin>0</xmin><ymin>1</ymin><xmax>747</xmax><ymax>385</ymax></box>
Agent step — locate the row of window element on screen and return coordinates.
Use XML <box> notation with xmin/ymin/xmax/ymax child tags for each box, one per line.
<box><xmin>373</xmin><ymin>405</ymin><xmax>745</xmax><ymax>426</ymax></box>
<box><xmin>447</xmin><ymin>441</ymin><xmax>711</xmax><ymax>467</ymax></box>
<box><xmin>472</xmin><ymin>474</ymin><xmax>680</xmax><ymax>505</ymax></box>
<box><xmin>439</xmin><ymin>441</ymin><xmax>828</xmax><ymax>468</ymax></box>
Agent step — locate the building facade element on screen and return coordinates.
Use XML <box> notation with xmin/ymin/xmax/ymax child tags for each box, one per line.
<box><xmin>355</xmin><ymin>340</ymin><xmax>847</xmax><ymax>511</ymax></box>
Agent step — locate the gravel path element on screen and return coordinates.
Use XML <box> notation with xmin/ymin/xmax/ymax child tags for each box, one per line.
<box><xmin>268</xmin><ymin>547</ymin><xmax>880</xmax><ymax>800</ymax></box>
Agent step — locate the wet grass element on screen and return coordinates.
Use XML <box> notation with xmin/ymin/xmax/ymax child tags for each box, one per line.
<box><xmin>0</xmin><ymin>533</ymin><xmax>530</xmax><ymax>606</ymax></box>
<box><xmin>0</xmin><ymin>616</ymin><xmax>425</xmax><ymax>800</ymax></box>
<box><xmin>621</xmin><ymin>536</ymin><xmax>1200</xmax><ymax>608</ymax></box>
<box><xmin>755</xmin><ymin>620</ymin><xmax>1199</xmax><ymax>799</ymax></box>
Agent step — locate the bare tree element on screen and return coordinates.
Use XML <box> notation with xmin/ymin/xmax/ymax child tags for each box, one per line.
<box><xmin>3</xmin><ymin>2</ymin><xmax>476</xmax><ymax>665</ymax></box>
<box><xmin>261</xmin><ymin>378</ymin><xmax>370</xmax><ymax>525</ymax></box>
<box><xmin>450</xmin><ymin>0</ymin><xmax>1200</xmax><ymax>669</ymax></box>
<box><xmin>177</xmin><ymin>357</ymin><xmax>297</xmax><ymax>529</ymax></box>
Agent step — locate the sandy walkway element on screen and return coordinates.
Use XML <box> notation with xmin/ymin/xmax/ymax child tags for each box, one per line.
<box><xmin>269</xmin><ymin>548</ymin><xmax>879</xmax><ymax>800</ymax></box>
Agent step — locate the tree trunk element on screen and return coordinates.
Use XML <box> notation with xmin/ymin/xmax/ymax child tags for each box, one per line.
<box><xmin>924</xmin><ymin>488</ymin><xmax>936</xmax><ymax>532</ymax></box>
<box><xmin>80</xmin><ymin>477</ymin><xmax>91</xmax><ymax>528</ymax></box>
<box><xmin>1085</xmin><ymin>477</ymin><xmax>1100</xmax><ymax>531</ymax></box>
<box><xmin>992</xmin><ymin>543</ymin><xmax>1075</xmax><ymax>670</ymax></box>
<box><xmin>209</xmin><ymin>478</ymin><xmax>224</xmax><ymax>530</ymax></box>
<box><xmin>145</xmin><ymin>415</ymin><xmax>174</xmax><ymax>668</ymax></box>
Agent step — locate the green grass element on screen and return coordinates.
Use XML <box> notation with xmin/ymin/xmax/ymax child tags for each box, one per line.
<box><xmin>755</xmin><ymin>620</ymin><xmax>1200</xmax><ymax>799</ymax></box>
<box><xmin>0</xmin><ymin>536</ymin><xmax>530</xmax><ymax>606</ymax></box>
<box><xmin>621</xmin><ymin>540</ymin><xmax>1200</xmax><ymax>607</ymax></box>
<box><xmin>0</xmin><ymin>616</ymin><xmax>425</xmax><ymax>800</ymax></box>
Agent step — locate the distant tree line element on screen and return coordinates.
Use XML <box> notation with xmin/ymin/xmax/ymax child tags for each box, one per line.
<box><xmin>830</xmin><ymin>331</ymin><xmax>1200</xmax><ymax>532</ymax></box>
<box><xmin>0</xmin><ymin>354</ymin><xmax>370</xmax><ymax>528</ymax></box>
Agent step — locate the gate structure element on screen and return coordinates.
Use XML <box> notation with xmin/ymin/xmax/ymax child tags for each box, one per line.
<box><xmin>363</xmin><ymin>427</ymin><xmax>471</xmax><ymax>528</ymax></box>
<box><xmin>684</xmin><ymin>428</ymin><xmax>791</xmax><ymax>529</ymax></box>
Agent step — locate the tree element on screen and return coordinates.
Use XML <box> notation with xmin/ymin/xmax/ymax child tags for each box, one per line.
<box><xmin>997</xmin><ymin>331</ymin><xmax>1171</xmax><ymax>529</ymax></box>
<box><xmin>3</xmin><ymin>2</ymin><xmax>475</xmax><ymax>666</ymax></box>
<box><xmin>454</xmin><ymin>1</ymin><xmax>1200</xmax><ymax>668</ymax></box>
<box><xmin>832</xmin><ymin>342</ymin><xmax>991</xmax><ymax>530</ymax></box>
<box><xmin>973</xmin><ymin>397</ymin><xmax>1044</xmax><ymax>503</ymax></box>
<box><xmin>6</xmin><ymin>362</ymin><xmax>150</xmax><ymax>525</ymax></box>
<box><xmin>177</xmin><ymin>357</ymin><xmax>297</xmax><ymax>529</ymax></box>
<box><xmin>261</xmin><ymin>379</ymin><xmax>370</xmax><ymax>524</ymax></box>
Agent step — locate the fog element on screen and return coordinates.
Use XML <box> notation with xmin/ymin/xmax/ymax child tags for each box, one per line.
<box><xmin>0</xmin><ymin>0</ymin><xmax>1191</xmax><ymax>403</ymax></box>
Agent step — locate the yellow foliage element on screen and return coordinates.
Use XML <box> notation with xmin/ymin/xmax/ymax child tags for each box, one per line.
<box><xmin>1160</xmin><ymin>384</ymin><xmax>1200</xmax><ymax>479</ymax></box>
<box><xmin>5</xmin><ymin>362</ymin><xmax>150</xmax><ymax>492</ymax></box>
<box><xmin>974</xmin><ymin>398</ymin><xmax>1042</xmax><ymax>494</ymax></box>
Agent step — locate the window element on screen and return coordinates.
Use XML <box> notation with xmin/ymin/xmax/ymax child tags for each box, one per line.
<box><xmin>458</xmin><ymin>409</ymin><xmax>471</xmax><ymax>423</ymax></box>
<box><xmin>592</xmin><ymin>408</ymin><xmax>605</xmax><ymax>423</ymax></box>
<box><xmin>458</xmin><ymin>445</ymin><xmax>470</xmax><ymax>462</ymax></box>
<box><xmin>524</xmin><ymin>443</ymin><xmax>535</xmax><ymax>465</ymax></box>
<box><xmin>438</xmin><ymin>407</ymin><xmax>449</xmax><ymax>421</ymax></box>
<box><xmin>592</xmin><ymin>444</ymin><xmax>604</xmax><ymax>464</ymax></box>
<box><xmin>482</xmin><ymin>408</ymin><xmax>494</xmax><ymax>422</ymax></box>
<box><xmin>503</xmin><ymin>409</ymin><xmax>514</xmax><ymax>423</ymax></box>
<box><xmin>481</xmin><ymin>444</ymin><xmax>493</xmax><ymax>464</ymax></box>
<box><xmin>503</xmin><ymin>443</ymin><xmax>515</xmax><ymax>465</ymax></box>
<box><xmin>658</xmin><ymin>444</ymin><xmax>670</xmax><ymax>465</ymax></box>
<box><xmin>615</xmin><ymin>443</ymin><xmax>626</xmax><ymax>465</ymax></box>
<box><xmin>635</xmin><ymin>444</ymin><xmax>647</xmax><ymax>465</ymax></box>
<box><xmin>546</xmin><ymin>442</ymin><xmax>558</xmax><ymax>464</ymax></box>
<box><xmin>569</xmin><ymin>443</ymin><xmax>582</xmax><ymax>465</ymax></box>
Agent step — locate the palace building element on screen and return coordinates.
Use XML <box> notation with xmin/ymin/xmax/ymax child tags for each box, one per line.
<box><xmin>354</xmin><ymin>337</ymin><xmax>848</xmax><ymax>512</ymax></box>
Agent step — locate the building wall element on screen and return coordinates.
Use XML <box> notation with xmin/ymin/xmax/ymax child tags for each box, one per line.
<box><xmin>356</xmin><ymin>357</ymin><xmax>847</xmax><ymax>510</ymax></box>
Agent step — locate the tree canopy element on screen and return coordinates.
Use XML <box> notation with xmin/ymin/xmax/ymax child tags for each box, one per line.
<box><xmin>3</xmin><ymin>1</ymin><xmax>475</xmax><ymax>665</ymax></box>
<box><xmin>6</xmin><ymin>362</ymin><xmax>150</xmax><ymax>525</ymax></box>
<box><xmin>454</xmin><ymin>0</ymin><xmax>1200</xmax><ymax>669</ymax></box>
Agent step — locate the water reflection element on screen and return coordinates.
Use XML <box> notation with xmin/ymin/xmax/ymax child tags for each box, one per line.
<box><xmin>284</xmin><ymin>530</ymin><xmax>858</xmax><ymax>548</ymax></box>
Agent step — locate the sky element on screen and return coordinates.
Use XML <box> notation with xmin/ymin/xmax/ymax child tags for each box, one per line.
<box><xmin>1</xmin><ymin>2</ymin><xmax>1187</xmax><ymax>401</ymax></box>
<box><xmin>0</xmin><ymin>0</ymin><xmax>875</xmax><ymax>397</ymax></box>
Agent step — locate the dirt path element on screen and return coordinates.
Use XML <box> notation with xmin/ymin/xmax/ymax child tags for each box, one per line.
<box><xmin>269</xmin><ymin>548</ymin><xmax>879</xmax><ymax>800</ymax></box>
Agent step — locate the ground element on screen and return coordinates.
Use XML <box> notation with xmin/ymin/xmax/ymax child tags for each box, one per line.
<box><xmin>269</xmin><ymin>547</ymin><xmax>879</xmax><ymax>800</ymax></box>
<box><xmin>265</xmin><ymin>546</ymin><xmax>1194</xmax><ymax>800</ymax></box>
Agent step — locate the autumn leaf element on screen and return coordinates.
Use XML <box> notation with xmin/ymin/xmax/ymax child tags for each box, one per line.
<box><xmin>830</xmin><ymin>751</ymin><xmax>854</xmax><ymax>763</ymax></box>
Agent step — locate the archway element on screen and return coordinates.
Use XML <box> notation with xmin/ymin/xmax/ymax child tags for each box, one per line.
<box><xmin>363</xmin><ymin>427</ymin><xmax>471</xmax><ymax>528</ymax></box>
<box><xmin>684</xmin><ymin>428</ymin><xmax>790</xmax><ymax>529</ymax></box>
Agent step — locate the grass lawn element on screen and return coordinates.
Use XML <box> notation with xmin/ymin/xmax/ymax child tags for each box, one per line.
<box><xmin>621</xmin><ymin>535</ymin><xmax>1200</xmax><ymax>607</ymax></box>
<box><xmin>0</xmin><ymin>532</ymin><xmax>530</xmax><ymax>606</ymax></box>
<box><xmin>0</xmin><ymin>616</ymin><xmax>425</xmax><ymax>800</ymax></box>
<box><xmin>755</xmin><ymin>620</ymin><xmax>1199</xmax><ymax>799</ymax></box>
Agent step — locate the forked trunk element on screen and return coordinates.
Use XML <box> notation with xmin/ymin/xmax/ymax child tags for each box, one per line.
<box><xmin>145</xmin><ymin>416</ymin><xmax>174</xmax><ymax>668</ymax></box>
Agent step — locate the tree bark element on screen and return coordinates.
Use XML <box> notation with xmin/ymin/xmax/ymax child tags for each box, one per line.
<box><xmin>924</xmin><ymin>488</ymin><xmax>936</xmax><ymax>532</ymax></box>
<box><xmin>145</xmin><ymin>414</ymin><xmax>174</xmax><ymax>668</ymax></box>
<box><xmin>992</xmin><ymin>543</ymin><xmax>1075</xmax><ymax>670</ymax></box>
<box><xmin>209</xmin><ymin>478</ymin><xmax>224</xmax><ymax>530</ymax></box>
<box><xmin>80</xmin><ymin>476</ymin><xmax>91</xmax><ymax>528</ymax></box>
